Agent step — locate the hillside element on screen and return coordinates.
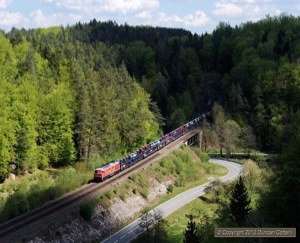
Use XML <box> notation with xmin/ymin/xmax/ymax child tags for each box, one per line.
<box><xmin>0</xmin><ymin>15</ymin><xmax>299</xmax><ymax>235</ymax></box>
<box><xmin>9</xmin><ymin>147</ymin><xmax>226</xmax><ymax>242</ymax></box>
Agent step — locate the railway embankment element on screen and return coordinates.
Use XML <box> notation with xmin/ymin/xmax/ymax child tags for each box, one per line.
<box><xmin>21</xmin><ymin>146</ymin><xmax>226</xmax><ymax>243</ymax></box>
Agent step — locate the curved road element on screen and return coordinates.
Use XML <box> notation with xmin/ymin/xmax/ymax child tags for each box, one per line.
<box><xmin>102</xmin><ymin>159</ymin><xmax>243</xmax><ymax>243</ymax></box>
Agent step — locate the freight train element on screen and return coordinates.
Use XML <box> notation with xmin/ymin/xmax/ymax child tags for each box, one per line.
<box><xmin>94</xmin><ymin>113</ymin><xmax>209</xmax><ymax>181</ymax></box>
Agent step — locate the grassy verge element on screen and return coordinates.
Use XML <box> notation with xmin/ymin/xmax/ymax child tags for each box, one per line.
<box><xmin>162</xmin><ymin>159</ymin><xmax>266</xmax><ymax>242</ymax></box>
<box><xmin>165</xmin><ymin>193</ymin><xmax>219</xmax><ymax>243</ymax></box>
<box><xmin>132</xmin><ymin>158</ymin><xmax>268</xmax><ymax>243</ymax></box>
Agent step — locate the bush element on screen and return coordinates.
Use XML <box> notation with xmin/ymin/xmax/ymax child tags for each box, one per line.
<box><xmin>80</xmin><ymin>203</ymin><xmax>93</xmax><ymax>222</ymax></box>
<box><xmin>4</xmin><ymin>192</ymin><xmax>29</xmax><ymax>219</ymax></box>
<box><xmin>139</xmin><ymin>187</ymin><xmax>149</xmax><ymax>198</ymax></box>
<box><xmin>74</xmin><ymin>162</ymin><xmax>88</xmax><ymax>173</ymax></box>
<box><xmin>167</xmin><ymin>184</ymin><xmax>174</xmax><ymax>193</ymax></box>
<box><xmin>199</xmin><ymin>152</ymin><xmax>210</xmax><ymax>163</ymax></box>
<box><xmin>160</xmin><ymin>157</ymin><xmax>176</xmax><ymax>174</ymax></box>
<box><xmin>202</xmin><ymin>163</ymin><xmax>217</xmax><ymax>173</ymax></box>
<box><xmin>156</xmin><ymin>173</ymin><xmax>164</xmax><ymax>183</ymax></box>
<box><xmin>137</xmin><ymin>174</ymin><xmax>149</xmax><ymax>188</ymax></box>
<box><xmin>119</xmin><ymin>192</ymin><xmax>126</xmax><ymax>201</ymax></box>
<box><xmin>105</xmin><ymin>190</ymin><xmax>114</xmax><ymax>199</ymax></box>
<box><xmin>132</xmin><ymin>188</ymin><xmax>137</xmax><ymax>194</ymax></box>
<box><xmin>175</xmin><ymin>174</ymin><xmax>186</xmax><ymax>187</ymax></box>
<box><xmin>176</xmin><ymin>151</ymin><xmax>191</xmax><ymax>163</ymax></box>
<box><xmin>125</xmin><ymin>182</ymin><xmax>130</xmax><ymax>189</ymax></box>
<box><xmin>174</xmin><ymin>160</ymin><xmax>184</xmax><ymax>175</ymax></box>
<box><xmin>129</xmin><ymin>174</ymin><xmax>137</xmax><ymax>182</ymax></box>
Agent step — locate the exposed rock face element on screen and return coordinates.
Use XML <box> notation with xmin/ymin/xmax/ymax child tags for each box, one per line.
<box><xmin>27</xmin><ymin>179</ymin><xmax>172</xmax><ymax>242</ymax></box>
<box><xmin>8</xmin><ymin>173</ymin><xmax>16</xmax><ymax>180</ymax></box>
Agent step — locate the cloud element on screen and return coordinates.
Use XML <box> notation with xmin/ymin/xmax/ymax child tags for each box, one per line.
<box><xmin>135</xmin><ymin>11</ymin><xmax>152</xmax><ymax>20</ymax></box>
<box><xmin>102</xmin><ymin>0</ymin><xmax>159</xmax><ymax>14</ymax></box>
<box><xmin>45</xmin><ymin>0</ymin><xmax>159</xmax><ymax>14</ymax></box>
<box><xmin>0</xmin><ymin>10</ymin><xmax>24</xmax><ymax>26</ymax></box>
<box><xmin>157</xmin><ymin>10</ymin><xmax>210</xmax><ymax>27</ymax></box>
<box><xmin>31</xmin><ymin>10</ymin><xmax>82</xmax><ymax>28</ymax></box>
<box><xmin>183</xmin><ymin>10</ymin><xmax>211</xmax><ymax>27</ymax></box>
<box><xmin>213</xmin><ymin>2</ymin><xmax>243</xmax><ymax>16</ymax></box>
<box><xmin>243</xmin><ymin>0</ymin><xmax>256</xmax><ymax>3</ymax></box>
<box><xmin>0</xmin><ymin>0</ymin><xmax>11</xmax><ymax>9</ymax></box>
<box><xmin>212</xmin><ymin>0</ymin><xmax>284</xmax><ymax>21</ymax></box>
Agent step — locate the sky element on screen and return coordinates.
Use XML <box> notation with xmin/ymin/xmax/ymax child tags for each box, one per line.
<box><xmin>0</xmin><ymin>0</ymin><xmax>300</xmax><ymax>34</ymax></box>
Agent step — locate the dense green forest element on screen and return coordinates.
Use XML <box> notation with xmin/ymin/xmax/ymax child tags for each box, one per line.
<box><xmin>1</xmin><ymin>15</ymin><xmax>300</xmax><ymax>176</ymax></box>
<box><xmin>0</xmin><ymin>13</ymin><xmax>299</xmax><ymax>233</ymax></box>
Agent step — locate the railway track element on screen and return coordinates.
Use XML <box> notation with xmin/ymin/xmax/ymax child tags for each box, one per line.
<box><xmin>0</xmin><ymin>128</ymin><xmax>200</xmax><ymax>241</ymax></box>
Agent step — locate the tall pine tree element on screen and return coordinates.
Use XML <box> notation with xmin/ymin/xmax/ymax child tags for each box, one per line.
<box><xmin>183</xmin><ymin>214</ymin><xmax>202</xmax><ymax>243</ymax></box>
<box><xmin>230</xmin><ymin>176</ymin><xmax>252</xmax><ymax>226</ymax></box>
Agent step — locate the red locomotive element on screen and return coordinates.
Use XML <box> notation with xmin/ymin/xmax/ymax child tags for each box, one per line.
<box><xmin>94</xmin><ymin>161</ymin><xmax>120</xmax><ymax>181</ymax></box>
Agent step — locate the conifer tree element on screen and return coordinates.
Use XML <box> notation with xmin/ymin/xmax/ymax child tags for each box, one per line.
<box><xmin>230</xmin><ymin>176</ymin><xmax>252</xmax><ymax>226</ymax></box>
<box><xmin>183</xmin><ymin>214</ymin><xmax>202</xmax><ymax>243</ymax></box>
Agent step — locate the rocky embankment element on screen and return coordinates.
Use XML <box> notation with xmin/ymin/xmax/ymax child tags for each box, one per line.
<box><xmin>27</xmin><ymin>178</ymin><xmax>172</xmax><ymax>243</ymax></box>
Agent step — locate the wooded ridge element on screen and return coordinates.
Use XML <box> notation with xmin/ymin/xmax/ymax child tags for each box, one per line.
<box><xmin>0</xmin><ymin>14</ymin><xmax>299</xmax><ymax>234</ymax></box>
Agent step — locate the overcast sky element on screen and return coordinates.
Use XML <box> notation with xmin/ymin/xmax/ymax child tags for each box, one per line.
<box><xmin>0</xmin><ymin>0</ymin><xmax>299</xmax><ymax>34</ymax></box>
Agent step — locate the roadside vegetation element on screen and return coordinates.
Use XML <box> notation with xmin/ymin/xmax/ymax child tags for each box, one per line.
<box><xmin>88</xmin><ymin>146</ymin><xmax>226</xmax><ymax>212</ymax></box>
<box><xmin>134</xmin><ymin>158</ymin><xmax>271</xmax><ymax>243</ymax></box>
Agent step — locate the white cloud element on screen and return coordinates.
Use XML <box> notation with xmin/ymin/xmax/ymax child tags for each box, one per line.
<box><xmin>31</xmin><ymin>9</ymin><xmax>82</xmax><ymax>28</ymax></box>
<box><xmin>212</xmin><ymin>0</ymin><xmax>285</xmax><ymax>21</ymax></box>
<box><xmin>213</xmin><ymin>2</ymin><xmax>243</xmax><ymax>16</ymax></box>
<box><xmin>135</xmin><ymin>11</ymin><xmax>152</xmax><ymax>20</ymax></box>
<box><xmin>0</xmin><ymin>10</ymin><xmax>23</xmax><ymax>26</ymax></box>
<box><xmin>157</xmin><ymin>10</ymin><xmax>210</xmax><ymax>27</ymax></box>
<box><xmin>0</xmin><ymin>0</ymin><xmax>11</xmax><ymax>9</ymax></box>
<box><xmin>45</xmin><ymin>0</ymin><xmax>159</xmax><ymax>14</ymax></box>
<box><xmin>183</xmin><ymin>10</ymin><xmax>210</xmax><ymax>26</ymax></box>
<box><xmin>243</xmin><ymin>0</ymin><xmax>256</xmax><ymax>3</ymax></box>
<box><xmin>102</xmin><ymin>0</ymin><xmax>159</xmax><ymax>14</ymax></box>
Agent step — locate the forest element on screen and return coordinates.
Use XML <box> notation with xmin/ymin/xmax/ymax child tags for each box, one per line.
<box><xmin>0</xmin><ymin>14</ymin><xmax>299</xmax><ymax>231</ymax></box>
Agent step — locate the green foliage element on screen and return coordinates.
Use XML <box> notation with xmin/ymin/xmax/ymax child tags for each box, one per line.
<box><xmin>6</xmin><ymin>192</ymin><xmax>29</xmax><ymax>218</ymax></box>
<box><xmin>243</xmin><ymin>160</ymin><xmax>262</xmax><ymax>192</ymax></box>
<box><xmin>138</xmin><ymin>187</ymin><xmax>149</xmax><ymax>199</ymax></box>
<box><xmin>175</xmin><ymin>174</ymin><xmax>186</xmax><ymax>187</ymax></box>
<box><xmin>183</xmin><ymin>214</ymin><xmax>202</xmax><ymax>243</ymax></box>
<box><xmin>199</xmin><ymin>153</ymin><xmax>209</xmax><ymax>163</ymax></box>
<box><xmin>258</xmin><ymin>113</ymin><xmax>300</xmax><ymax>229</ymax></box>
<box><xmin>230</xmin><ymin>176</ymin><xmax>252</xmax><ymax>226</ymax></box>
<box><xmin>79</xmin><ymin>203</ymin><xmax>93</xmax><ymax>222</ymax></box>
<box><xmin>190</xmin><ymin>148</ymin><xmax>210</xmax><ymax>163</ymax></box>
<box><xmin>160</xmin><ymin>157</ymin><xmax>176</xmax><ymax>174</ymax></box>
<box><xmin>0</xmin><ymin>17</ymin><xmax>300</xmax><ymax>233</ymax></box>
<box><xmin>119</xmin><ymin>192</ymin><xmax>126</xmax><ymax>201</ymax></box>
<box><xmin>167</xmin><ymin>184</ymin><xmax>174</xmax><ymax>193</ymax></box>
<box><xmin>0</xmin><ymin>27</ymin><xmax>162</xmax><ymax>179</ymax></box>
<box><xmin>129</xmin><ymin>174</ymin><xmax>138</xmax><ymax>182</ymax></box>
<box><xmin>105</xmin><ymin>190</ymin><xmax>114</xmax><ymax>199</ymax></box>
<box><xmin>1</xmin><ymin>16</ymin><xmax>300</xmax><ymax>180</ymax></box>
